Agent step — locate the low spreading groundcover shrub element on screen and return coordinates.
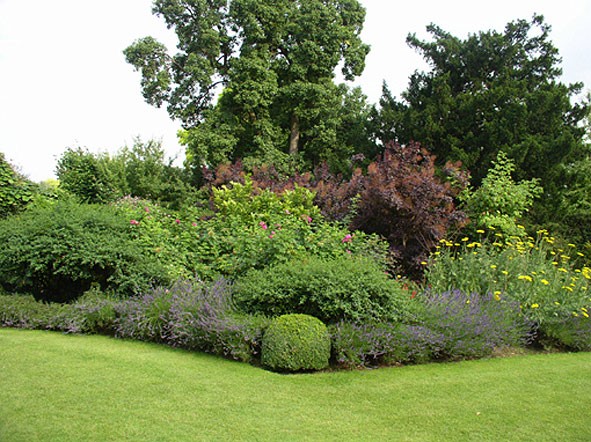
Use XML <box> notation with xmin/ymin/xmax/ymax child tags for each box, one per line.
<box><xmin>0</xmin><ymin>284</ymin><xmax>540</xmax><ymax>371</ymax></box>
<box><xmin>330</xmin><ymin>290</ymin><xmax>532</xmax><ymax>368</ymax></box>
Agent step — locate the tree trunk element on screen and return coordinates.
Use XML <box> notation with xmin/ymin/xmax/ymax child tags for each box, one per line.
<box><xmin>289</xmin><ymin>113</ymin><xmax>300</xmax><ymax>156</ymax></box>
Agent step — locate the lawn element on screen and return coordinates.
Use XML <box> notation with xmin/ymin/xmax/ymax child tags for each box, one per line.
<box><xmin>1</xmin><ymin>328</ymin><xmax>590</xmax><ymax>441</ymax></box>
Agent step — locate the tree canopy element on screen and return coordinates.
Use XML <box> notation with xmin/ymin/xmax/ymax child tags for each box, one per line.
<box><xmin>375</xmin><ymin>15</ymin><xmax>589</xmax><ymax>187</ymax></box>
<box><xmin>125</xmin><ymin>0</ymin><xmax>372</xmax><ymax>179</ymax></box>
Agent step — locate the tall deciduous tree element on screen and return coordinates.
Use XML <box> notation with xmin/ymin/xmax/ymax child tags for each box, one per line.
<box><xmin>376</xmin><ymin>15</ymin><xmax>588</xmax><ymax>188</ymax></box>
<box><xmin>125</xmin><ymin>0</ymin><xmax>371</xmax><ymax>180</ymax></box>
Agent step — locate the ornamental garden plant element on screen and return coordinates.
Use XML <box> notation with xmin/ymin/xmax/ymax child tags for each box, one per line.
<box><xmin>1</xmin><ymin>150</ymin><xmax>590</xmax><ymax>372</ymax></box>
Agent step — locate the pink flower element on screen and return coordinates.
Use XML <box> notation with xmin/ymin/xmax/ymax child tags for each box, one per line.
<box><xmin>192</xmin><ymin>222</ymin><xmax>197</xmax><ymax>227</ymax></box>
<box><xmin>306</xmin><ymin>216</ymin><xmax>312</xmax><ymax>223</ymax></box>
<box><xmin>269</xmin><ymin>231</ymin><xmax>276</xmax><ymax>239</ymax></box>
<box><xmin>175</xmin><ymin>219</ymin><xmax>181</xmax><ymax>224</ymax></box>
<box><xmin>346</xmin><ymin>249</ymin><xmax>352</xmax><ymax>254</ymax></box>
<box><xmin>259</xmin><ymin>221</ymin><xmax>268</xmax><ymax>230</ymax></box>
<box><xmin>130</xmin><ymin>219</ymin><xmax>139</xmax><ymax>226</ymax></box>
<box><xmin>144</xmin><ymin>207</ymin><xmax>150</xmax><ymax>213</ymax></box>
<box><xmin>342</xmin><ymin>234</ymin><xmax>353</xmax><ymax>243</ymax></box>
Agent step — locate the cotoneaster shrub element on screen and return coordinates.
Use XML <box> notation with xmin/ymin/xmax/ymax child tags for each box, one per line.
<box><xmin>233</xmin><ymin>255</ymin><xmax>412</xmax><ymax>324</ymax></box>
<box><xmin>262</xmin><ymin>314</ymin><xmax>331</xmax><ymax>372</ymax></box>
<box><xmin>0</xmin><ymin>199</ymin><xmax>170</xmax><ymax>302</ymax></box>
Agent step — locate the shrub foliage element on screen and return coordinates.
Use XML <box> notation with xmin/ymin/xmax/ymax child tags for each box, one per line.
<box><xmin>233</xmin><ymin>255</ymin><xmax>411</xmax><ymax>324</ymax></box>
<box><xmin>262</xmin><ymin>314</ymin><xmax>331</xmax><ymax>372</ymax></box>
<box><xmin>0</xmin><ymin>200</ymin><xmax>169</xmax><ymax>302</ymax></box>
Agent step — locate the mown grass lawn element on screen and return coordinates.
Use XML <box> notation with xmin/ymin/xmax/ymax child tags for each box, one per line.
<box><xmin>1</xmin><ymin>328</ymin><xmax>590</xmax><ymax>441</ymax></box>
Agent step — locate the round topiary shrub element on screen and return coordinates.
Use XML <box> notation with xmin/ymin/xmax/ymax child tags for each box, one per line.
<box><xmin>261</xmin><ymin>314</ymin><xmax>331</xmax><ymax>372</ymax></box>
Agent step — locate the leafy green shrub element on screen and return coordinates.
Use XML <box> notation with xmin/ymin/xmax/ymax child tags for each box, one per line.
<box><xmin>0</xmin><ymin>200</ymin><xmax>170</xmax><ymax>302</ymax></box>
<box><xmin>0</xmin><ymin>152</ymin><xmax>36</xmax><ymax>218</ymax></box>
<box><xmin>56</xmin><ymin>147</ymin><xmax>117</xmax><ymax>204</ymax></box>
<box><xmin>261</xmin><ymin>314</ymin><xmax>330</xmax><ymax>372</ymax></box>
<box><xmin>460</xmin><ymin>151</ymin><xmax>542</xmax><ymax>237</ymax></box>
<box><xmin>56</xmin><ymin>141</ymin><xmax>199</xmax><ymax>209</ymax></box>
<box><xmin>115</xmin><ymin>178</ymin><xmax>388</xmax><ymax>282</ymax></box>
<box><xmin>234</xmin><ymin>255</ymin><xmax>411</xmax><ymax>324</ymax></box>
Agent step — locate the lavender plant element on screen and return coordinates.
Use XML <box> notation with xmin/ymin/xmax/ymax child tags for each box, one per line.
<box><xmin>330</xmin><ymin>322</ymin><xmax>444</xmax><ymax>368</ymax></box>
<box><xmin>421</xmin><ymin>290</ymin><xmax>533</xmax><ymax>360</ymax></box>
<box><xmin>114</xmin><ymin>279</ymin><xmax>269</xmax><ymax>363</ymax></box>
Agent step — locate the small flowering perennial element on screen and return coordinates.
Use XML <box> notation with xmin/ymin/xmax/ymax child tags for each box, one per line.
<box><xmin>342</xmin><ymin>234</ymin><xmax>353</xmax><ymax>243</ymax></box>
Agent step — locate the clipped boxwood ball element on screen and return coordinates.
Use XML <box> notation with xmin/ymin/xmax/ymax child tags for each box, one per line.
<box><xmin>262</xmin><ymin>314</ymin><xmax>331</xmax><ymax>372</ymax></box>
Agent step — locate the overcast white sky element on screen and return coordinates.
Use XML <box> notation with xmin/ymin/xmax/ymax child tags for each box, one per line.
<box><xmin>1</xmin><ymin>0</ymin><xmax>590</xmax><ymax>181</ymax></box>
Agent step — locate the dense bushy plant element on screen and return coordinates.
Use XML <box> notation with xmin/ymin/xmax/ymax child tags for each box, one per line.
<box><xmin>56</xmin><ymin>147</ymin><xmax>117</xmax><ymax>204</ymax></box>
<box><xmin>233</xmin><ymin>255</ymin><xmax>411</xmax><ymax>324</ymax></box>
<box><xmin>0</xmin><ymin>152</ymin><xmax>36</xmax><ymax>218</ymax></box>
<box><xmin>115</xmin><ymin>179</ymin><xmax>388</xmax><ymax>282</ymax></box>
<box><xmin>0</xmin><ymin>294</ymin><xmax>79</xmax><ymax>331</ymax></box>
<box><xmin>56</xmin><ymin>140</ymin><xmax>201</xmax><ymax>209</ymax></box>
<box><xmin>460</xmin><ymin>152</ymin><xmax>542</xmax><ymax>237</ymax></box>
<box><xmin>555</xmin><ymin>156</ymin><xmax>591</xmax><ymax>246</ymax></box>
<box><xmin>262</xmin><ymin>314</ymin><xmax>331</xmax><ymax>372</ymax></box>
<box><xmin>0</xmin><ymin>200</ymin><xmax>170</xmax><ymax>302</ymax></box>
<box><xmin>71</xmin><ymin>290</ymin><xmax>119</xmax><ymax>335</ymax></box>
<box><xmin>420</xmin><ymin>290</ymin><xmax>532</xmax><ymax>360</ymax></box>
<box><xmin>542</xmin><ymin>316</ymin><xmax>591</xmax><ymax>351</ymax></box>
<box><xmin>115</xmin><ymin>285</ymin><xmax>176</xmax><ymax>343</ymax></box>
<box><xmin>203</xmin><ymin>145</ymin><xmax>468</xmax><ymax>278</ymax></box>
<box><xmin>349</xmin><ymin>142</ymin><xmax>468</xmax><ymax>278</ymax></box>
<box><xmin>331</xmin><ymin>290</ymin><xmax>530</xmax><ymax>367</ymax></box>
<box><xmin>426</xmin><ymin>230</ymin><xmax>591</xmax><ymax>326</ymax></box>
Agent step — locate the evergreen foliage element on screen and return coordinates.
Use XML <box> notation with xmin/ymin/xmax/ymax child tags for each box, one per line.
<box><xmin>261</xmin><ymin>314</ymin><xmax>331</xmax><ymax>372</ymax></box>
